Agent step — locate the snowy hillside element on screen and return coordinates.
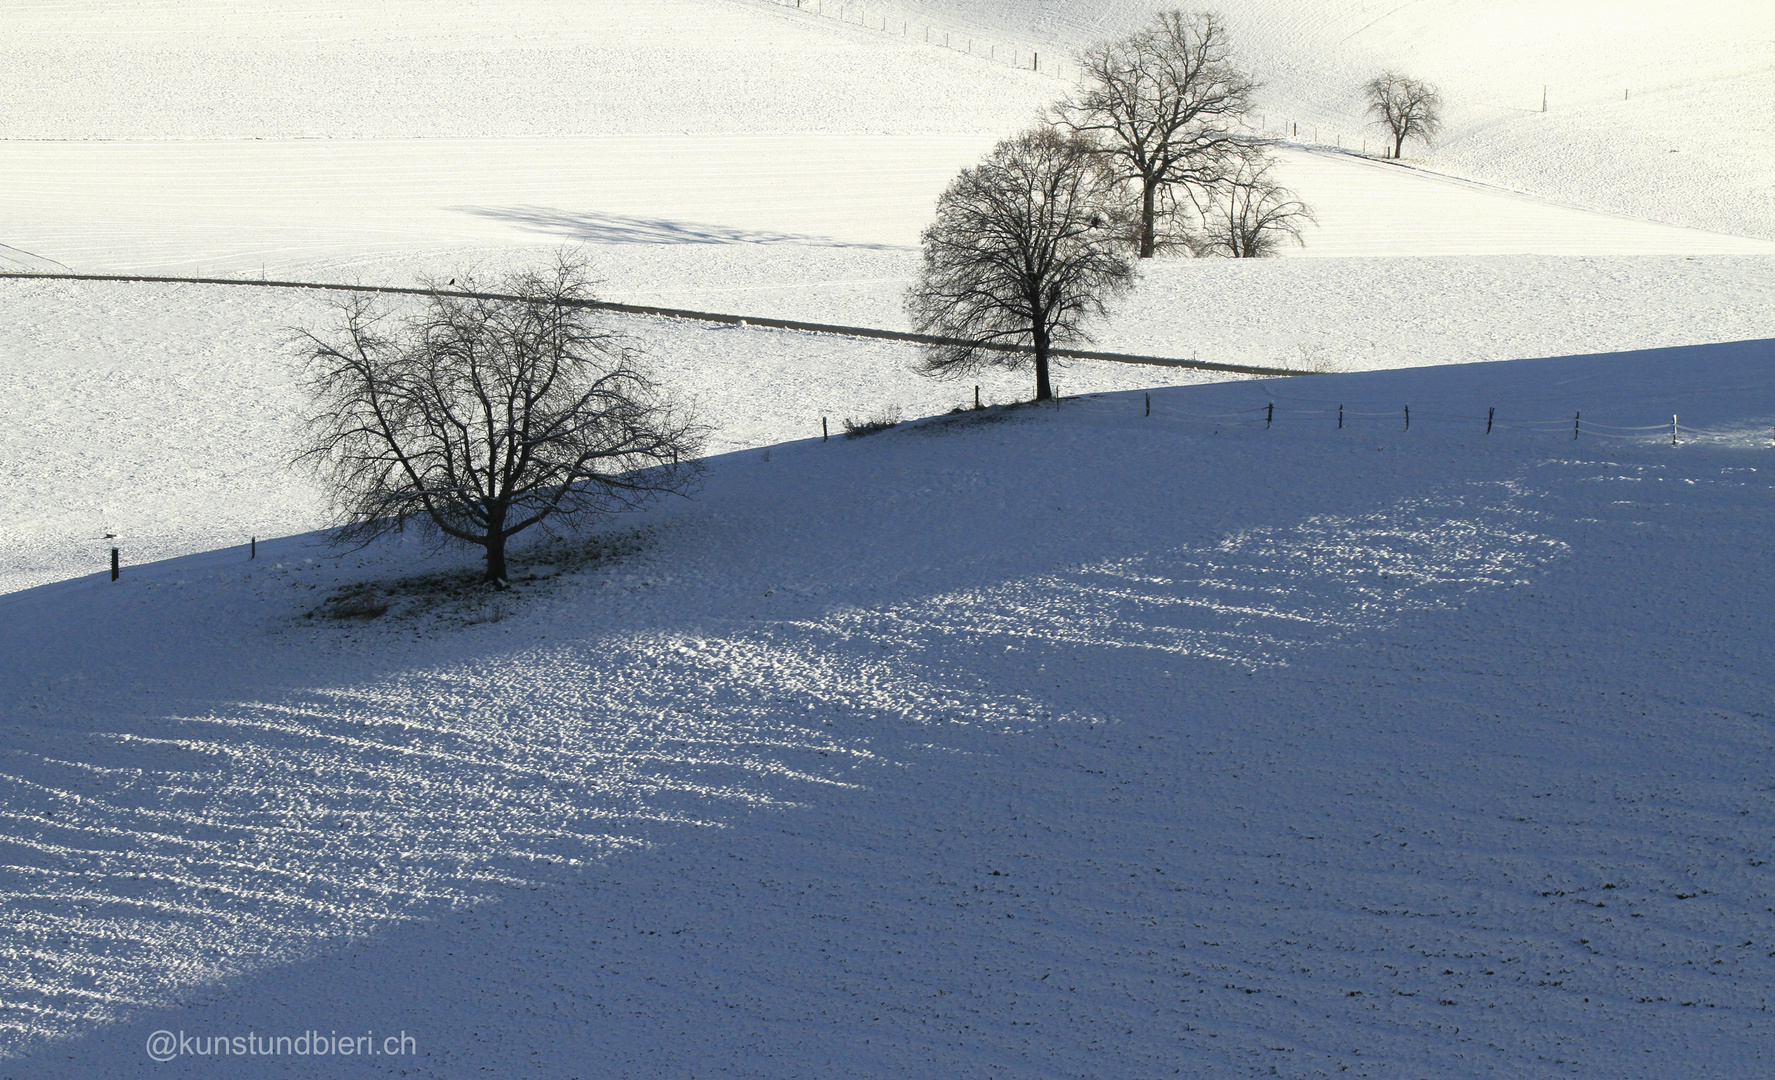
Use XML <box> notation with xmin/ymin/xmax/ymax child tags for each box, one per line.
<box><xmin>4</xmin><ymin>345</ymin><xmax>1774</xmax><ymax>1077</ymax></box>
<box><xmin>7</xmin><ymin>257</ymin><xmax>1773</xmax><ymax>597</ymax></box>
<box><xmin>781</xmin><ymin>0</ymin><xmax>1775</xmax><ymax>238</ymax></box>
<box><xmin>0</xmin><ymin>0</ymin><xmax>1053</xmax><ymax>138</ymax></box>
<box><xmin>3</xmin><ymin>0</ymin><xmax>1774</xmax><ymax>1076</ymax></box>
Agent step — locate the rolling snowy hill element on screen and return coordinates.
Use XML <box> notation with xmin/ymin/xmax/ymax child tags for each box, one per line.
<box><xmin>2</xmin><ymin>1</ymin><xmax>1773</xmax><ymax>1077</ymax></box>
<box><xmin>5</xmin><ymin>344</ymin><xmax>1774</xmax><ymax>1077</ymax></box>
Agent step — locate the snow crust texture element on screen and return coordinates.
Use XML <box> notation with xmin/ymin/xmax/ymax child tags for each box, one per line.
<box><xmin>4</xmin><ymin>2</ymin><xmax>1775</xmax><ymax>1075</ymax></box>
<box><xmin>3</xmin><ymin>347</ymin><xmax>1773</xmax><ymax>1076</ymax></box>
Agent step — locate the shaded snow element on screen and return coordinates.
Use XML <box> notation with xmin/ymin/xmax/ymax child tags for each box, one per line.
<box><xmin>3</xmin><ymin>346</ymin><xmax>1773</xmax><ymax>1075</ymax></box>
<box><xmin>3</xmin><ymin>1</ymin><xmax>1774</xmax><ymax>1075</ymax></box>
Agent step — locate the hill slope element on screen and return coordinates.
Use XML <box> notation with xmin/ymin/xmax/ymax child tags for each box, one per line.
<box><xmin>3</xmin><ymin>345</ymin><xmax>1774</xmax><ymax>1076</ymax></box>
<box><xmin>829</xmin><ymin>0</ymin><xmax>1775</xmax><ymax>237</ymax></box>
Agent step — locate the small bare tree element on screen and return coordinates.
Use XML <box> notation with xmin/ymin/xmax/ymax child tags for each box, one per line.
<box><xmin>906</xmin><ymin>126</ymin><xmax>1134</xmax><ymax>402</ymax></box>
<box><xmin>1364</xmin><ymin>72</ymin><xmax>1443</xmax><ymax>159</ymax></box>
<box><xmin>1057</xmin><ymin>10</ymin><xmax>1258</xmax><ymax>258</ymax></box>
<box><xmin>1190</xmin><ymin>152</ymin><xmax>1315</xmax><ymax>257</ymax></box>
<box><xmin>294</xmin><ymin>258</ymin><xmax>703</xmax><ymax>586</ymax></box>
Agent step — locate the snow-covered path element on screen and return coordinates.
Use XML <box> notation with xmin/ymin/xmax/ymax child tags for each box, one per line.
<box><xmin>3</xmin><ymin>344</ymin><xmax>1773</xmax><ymax>1076</ymax></box>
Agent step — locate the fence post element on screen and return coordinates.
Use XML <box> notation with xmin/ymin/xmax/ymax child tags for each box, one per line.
<box><xmin>1404</xmin><ymin>404</ymin><xmax>1410</xmax><ymax>430</ymax></box>
<box><xmin>1672</xmin><ymin>414</ymin><xmax>1677</xmax><ymax>446</ymax></box>
<box><xmin>250</xmin><ymin>536</ymin><xmax>256</xmax><ymax>560</ymax></box>
<box><xmin>110</xmin><ymin>547</ymin><xmax>119</xmax><ymax>582</ymax></box>
<box><xmin>1145</xmin><ymin>392</ymin><xmax>1150</xmax><ymax>417</ymax></box>
<box><xmin>1486</xmin><ymin>406</ymin><xmax>1494</xmax><ymax>434</ymax></box>
<box><xmin>1573</xmin><ymin>411</ymin><xmax>1580</xmax><ymax>439</ymax></box>
<box><xmin>1266</xmin><ymin>402</ymin><xmax>1273</xmax><ymax>429</ymax></box>
<box><xmin>822</xmin><ymin>417</ymin><xmax>829</xmax><ymax>442</ymax></box>
<box><xmin>1338</xmin><ymin>403</ymin><xmax>1343</xmax><ymax>429</ymax></box>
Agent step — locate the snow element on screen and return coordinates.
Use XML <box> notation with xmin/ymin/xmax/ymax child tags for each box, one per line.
<box><xmin>5</xmin><ymin>137</ymin><xmax>1770</xmax><ymax>284</ymax></box>
<box><xmin>0</xmin><ymin>0</ymin><xmax>1055</xmax><ymax>139</ymax></box>
<box><xmin>8</xmin><ymin>255</ymin><xmax>1771</xmax><ymax>597</ymax></box>
<box><xmin>778</xmin><ymin>1</ymin><xmax>1775</xmax><ymax>238</ymax></box>
<box><xmin>4</xmin><ymin>345</ymin><xmax>1775</xmax><ymax>1076</ymax></box>
<box><xmin>4</xmin><ymin>0</ymin><xmax>1775</xmax><ymax>1074</ymax></box>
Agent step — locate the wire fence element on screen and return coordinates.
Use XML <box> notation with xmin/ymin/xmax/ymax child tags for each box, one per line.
<box><xmin>751</xmin><ymin>0</ymin><xmax>1074</xmax><ymax>79</ymax></box>
<box><xmin>749</xmin><ymin>3</ymin><xmax>1403</xmax><ymax>158</ymax></box>
<box><xmin>1232</xmin><ymin>112</ymin><xmax>1436</xmax><ymax>160</ymax></box>
<box><xmin>1133</xmin><ymin>390</ymin><xmax>1775</xmax><ymax>449</ymax></box>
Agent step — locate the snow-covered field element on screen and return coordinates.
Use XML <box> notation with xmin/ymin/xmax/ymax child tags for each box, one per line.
<box><xmin>4</xmin><ymin>137</ymin><xmax>1770</xmax><ymax>281</ymax></box>
<box><xmin>4</xmin><ymin>0</ymin><xmax>1775</xmax><ymax>1076</ymax></box>
<box><xmin>857</xmin><ymin>0</ymin><xmax>1775</xmax><ymax>238</ymax></box>
<box><xmin>7</xmin><ymin>254</ymin><xmax>1771</xmax><ymax>598</ymax></box>
<box><xmin>5</xmin><ymin>346</ymin><xmax>1774</xmax><ymax>1076</ymax></box>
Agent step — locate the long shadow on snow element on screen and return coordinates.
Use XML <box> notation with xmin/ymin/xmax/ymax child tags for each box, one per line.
<box><xmin>455</xmin><ymin>205</ymin><xmax>900</xmax><ymax>249</ymax></box>
<box><xmin>4</xmin><ymin>339</ymin><xmax>1773</xmax><ymax>1073</ymax></box>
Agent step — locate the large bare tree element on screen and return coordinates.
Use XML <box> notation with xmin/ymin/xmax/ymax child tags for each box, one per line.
<box><xmin>1364</xmin><ymin>72</ymin><xmax>1443</xmax><ymax>159</ymax></box>
<box><xmin>906</xmin><ymin>126</ymin><xmax>1133</xmax><ymax>402</ymax></box>
<box><xmin>294</xmin><ymin>258</ymin><xmax>703</xmax><ymax>586</ymax></box>
<box><xmin>1057</xmin><ymin>9</ymin><xmax>1258</xmax><ymax>258</ymax></box>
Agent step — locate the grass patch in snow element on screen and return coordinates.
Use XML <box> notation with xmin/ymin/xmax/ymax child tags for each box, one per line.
<box><xmin>306</xmin><ymin>528</ymin><xmax>651</xmax><ymax>627</ymax></box>
<box><xmin>842</xmin><ymin>405</ymin><xmax>904</xmax><ymax>438</ymax></box>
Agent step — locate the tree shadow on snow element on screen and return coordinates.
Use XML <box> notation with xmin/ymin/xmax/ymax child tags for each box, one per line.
<box><xmin>454</xmin><ymin>205</ymin><xmax>899</xmax><ymax>249</ymax></box>
<box><xmin>7</xmin><ymin>337</ymin><xmax>1775</xmax><ymax>1075</ymax></box>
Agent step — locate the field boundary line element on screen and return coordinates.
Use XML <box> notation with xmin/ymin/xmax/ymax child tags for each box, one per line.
<box><xmin>0</xmin><ymin>271</ymin><xmax>1303</xmax><ymax>377</ymax></box>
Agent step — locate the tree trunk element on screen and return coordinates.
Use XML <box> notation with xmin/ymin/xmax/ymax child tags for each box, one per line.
<box><xmin>1032</xmin><ymin>324</ymin><xmax>1053</xmax><ymax>401</ymax></box>
<box><xmin>483</xmin><ymin>536</ymin><xmax>509</xmax><ymax>586</ymax></box>
<box><xmin>1394</xmin><ymin>131</ymin><xmax>1405</xmax><ymax>158</ymax></box>
<box><xmin>483</xmin><ymin>505</ymin><xmax>510</xmax><ymax>586</ymax></box>
<box><xmin>1139</xmin><ymin>177</ymin><xmax>1158</xmax><ymax>259</ymax></box>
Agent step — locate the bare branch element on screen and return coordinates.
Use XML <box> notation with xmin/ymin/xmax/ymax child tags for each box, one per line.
<box><xmin>1190</xmin><ymin>149</ymin><xmax>1316</xmax><ymax>258</ymax></box>
<box><xmin>1056</xmin><ymin>10</ymin><xmax>1260</xmax><ymax>258</ymax></box>
<box><xmin>905</xmin><ymin>126</ymin><xmax>1134</xmax><ymax>402</ymax></box>
<box><xmin>1364</xmin><ymin>71</ymin><xmax>1444</xmax><ymax>159</ymax></box>
<box><xmin>292</xmin><ymin>254</ymin><xmax>706</xmax><ymax>585</ymax></box>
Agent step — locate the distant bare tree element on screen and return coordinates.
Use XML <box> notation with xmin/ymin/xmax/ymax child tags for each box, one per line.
<box><xmin>1364</xmin><ymin>72</ymin><xmax>1443</xmax><ymax>158</ymax></box>
<box><xmin>1057</xmin><ymin>9</ymin><xmax>1258</xmax><ymax>258</ymax></box>
<box><xmin>294</xmin><ymin>257</ymin><xmax>703</xmax><ymax>586</ymax></box>
<box><xmin>1190</xmin><ymin>151</ymin><xmax>1315</xmax><ymax>257</ymax></box>
<box><xmin>906</xmin><ymin>126</ymin><xmax>1134</xmax><ymax>402</ymax></box>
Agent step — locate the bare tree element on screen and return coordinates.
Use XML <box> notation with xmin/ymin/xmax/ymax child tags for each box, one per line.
<box><xmin>906</xmin><ymin>126</ymin><xmax>1134</xmax><ymax>402</ymax></box>
<box><xmin>294</xmin><ymin>258</ymin><xmax>704</xmax><ymax>586</ymax></box>
<box><xmin>1190</xmin><ymin>151</ymin><xmax>1315</xmax><ymax>257</ymax></box>
<box><xmin>1364</xmin><ymin>72</ymin><xmax>1443</xmax><ymax>159</ymax></box>
<box><xmin>1057</xmin><ymin>9</ymin><xmax>1258</xmax><ymax>258</ymax></box>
